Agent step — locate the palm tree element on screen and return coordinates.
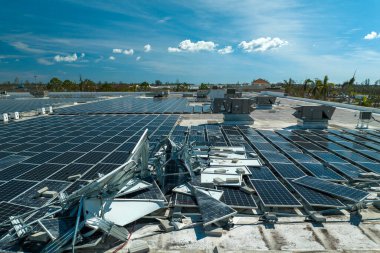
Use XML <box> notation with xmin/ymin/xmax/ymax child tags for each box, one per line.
<box><xmin>302</xmin><ymin>79</ymin><xmax>314</xmax><ymax>97</ymax></box>
<box><xmin>283</xmin><ymin>78</ymin><xmax>295</xmax><ymax>94</ymax></box>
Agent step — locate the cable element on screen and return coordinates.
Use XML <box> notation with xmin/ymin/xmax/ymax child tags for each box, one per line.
<box><xmin>112</xmin><ymin>221</ymin><xmax>136</xmax><ymax>253</ymax></box>
<box><xmin>372</xmin><ymin>116</ymin><xmax>380</xmax><ymax>123</ymax></box>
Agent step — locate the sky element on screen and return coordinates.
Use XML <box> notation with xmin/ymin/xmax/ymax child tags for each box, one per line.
<box><xmin>1</xmin><ymin>0</ymin><xmax>380</xmax><ymax>84</ymax></box>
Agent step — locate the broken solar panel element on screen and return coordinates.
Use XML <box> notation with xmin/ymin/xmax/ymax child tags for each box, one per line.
<box><xmin>217</xmin><ymin>186</ymin><xmax>257</xmax><ymax>209</ymax></box>
<box><xmin>39</xmin><ymin>217</ymin><xmax>76</xmax><ymax>240</ymax></box>
<box><xmin>81</xmin><ymin>163</ymin><xmax>120</xmax><ymax>180</ymax></box>
<box><xmin>11</xmin><ymin>180</ymin><xmax>70</xmax><ymax>208</ymax></box>
<box><xmin>250</xmin><ymin>180</ymin><xmax>302</xmax><ymax>207</ymax></box>
<box><xmin>193</xmin><ymin>186</ymin><xmax>237</xmax><ymax>226</ymax></box>
<box><xmin>293</xmin><ymin>176</ymin><xmax>369</xmax><ymax>202</ymax></box>
<box><xmin>119</xmin><ymin>181</ymin><xmax>166</xmax><ymax>202</ymax></box>
<box><xmin>287</xmin><ymin>181</ymin><xmax>345</xmax><ymax>208</ymax></box>
<box><xmin>174</xmin><ymin>193</ymin><xmax>197</xmax><ymax>207</ymax></box>
<box><xmin>0</xmin><ymin>202</ymin><xmax>34</xmax><ymax>224</ymax></box>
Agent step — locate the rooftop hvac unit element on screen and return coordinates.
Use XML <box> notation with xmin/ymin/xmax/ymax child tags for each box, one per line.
<box><xmin>224</xmin><ymin>88</ymin><xmax>242</xmax><ymax>98</ymax></box>
<box><xmin>10</xmin><ymin>112</ymin><xmax>19</xmax><ymax>120</ymax></box>
<box><xmin>254</xmin><ymin>96</ymin><xmax>277</xmax><ymax>109</ymax></box>
<box><xmin>357</xmin><ymin>111</ymin><xmax>372</xmax><ymax>129</ymax></box>
<box><xmin>2</xmin><ymin>113</ymin><xmax>9</xmax><ymax>122</ymax></box>
<box><xmin>292</xmin><ymin>105</ymin><xmax>335</xmax><ymax>129</ymax></box>
<box><xmin>359</xmin><ymin>111</ymin><xmax>372</xmax><ymax>120</ymax></box>
<box><xmin>211</xmin><ymin>97</ymin><xmax>255</xmax><ymax>124</ymax></box>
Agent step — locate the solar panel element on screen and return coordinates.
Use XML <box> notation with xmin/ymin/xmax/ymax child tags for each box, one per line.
<box><xmin>286</xmin><ymin>152</ymin><xmax>320</xmax><ymax>163</ymax></box>
<box><xmin>294</xmin><ymin>142</ymin><xmax>325</xmax><ymax>151</ymax></box>
<box><xmin>270</xmin><ymin>163</ymin><xmax>306</xmax><ymax>179</ymax></box>
<box><xmin>48</xmin><ymin>163</ymin><xmax>93</xmax><ymax>181</ymax></box>
<box><xmin>22</xmin><ymin>152</ymin><xmax>62</xmax><ymax>164</ymax></box>
<box><xmin>217</xmin><ymin>186</ymin><xmax>257</xmax><ymax>209</ymax></box>
<box><xmin>0</xmin><ymin>180</ymin><xmax>37</xmax><ymax>202</ymax></box>
<box><xmin>48</xmin><ymin>152</ymin><xmax>86</xmax><ymax>164</ymax></box>
<box><xmin>358</xmin><ymin>162</ymin><xmax>380</xmax><ymax>174</ymax></box>
<box><xmin>312</xmin><ymin>152</ymin><xmax>347</xmax><ymax>163</ymax></box>
<box><xmin>39</xmin><ymin>217</ymin><xmax>76</xmax><ymax>240</ymax></box>
<box><xmin>0</xmin><ymin>163</ymin><xmax>38</xmax><ymax>181</ymax></box>
<box><xmin>299</xmin><ymin>163</ymin><xmax>346</xmax><ymax>181</ymax></box>
<box><xmin>287</xmin><ymin>181</ymin><xmax>345</xmax><ymax>208</ymax></box>
<box><xmin>11</xmin><ymin>180</ymin><xmax>70</xmax><ymax>208</ymax></box>
<box><xmin>250</xmin><ymin>180</ymin><xmax>302</xmax><ymax>207</ymax></box>
<box><xmin>194</xmin><ymin>187</ymin><xmax>237</xmax><ymax>226</ymax></box>
<box><xmin>329</xmin><ymin>163</ymin><xmax>365</xmax><ymax>180</ymax></box>
<box><xmin>293</xmin><ymin>176</ymin><xmax>369</xmax><ymax>202</ymax></box>
<box><xmin>0</xmin><ymin>202</ymin><xmax>34</xmax><ymax>224</ymax></box>
<box><xmin>119</xmin><ymin>181</ymin><xmax>166</xmax><ymax>201</ymax></box>
<box><xmin>17</xmin><ymin>163</ymin><xmax>66</xmax><ymax>181</ymax></box>
<box><xmin>248</xmin><ymin>166</ymin><xmax>277</xmax><ymax>181</ymax></box>
<box><xmin>101</xmin><ymin>151</ymin><xmax>131</xmax><ymax>165</ymax></box>
<box><xmin>81</xmin><ymin>163</ymin><xmax>119</xmax><ymax>180</ymax></box>
<box><xmin>174</xmin><ymin>193</ymin><xmax>197</xmax><ymax>207</ymax></box>
<box><xmin>260</xmin><ymin>151</ymin><xmax>292</xmax><ymax>163</ymax></box>
<box><xmin>75</xmin><ymin>152</ymin><xmax>109</xmax><ymax>164</ymax></box>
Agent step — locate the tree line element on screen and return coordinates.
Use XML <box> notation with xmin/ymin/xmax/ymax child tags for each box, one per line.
<box><xmin>283</xmin><ymin>75</ymin><xmax>380</xmax><ymax>108</ymax></box>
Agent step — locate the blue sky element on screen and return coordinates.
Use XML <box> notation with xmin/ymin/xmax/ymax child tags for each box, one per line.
<box><xmin>1</xmin><ymin>0</ymin><xmax>380</xmax><ymax>84</ymax></box>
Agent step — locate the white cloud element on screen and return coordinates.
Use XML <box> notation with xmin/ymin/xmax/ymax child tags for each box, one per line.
<box><xmin>54</xmin><ymin>53</ymin><xmax>78</xmax><ymax>62</ymax></box>
<box><xmin>168</xmin><ymin>47</ymin><xmax>182</xmax><ymax>53</ymax></box>
<box><xmin>218</xmin><ymin>46</ymin><xmax>233</xmax><ymax>54</ymax></box>
<box><xmin>123</xmin><ymin>49</ymin><xmax>134</xmax><ymax>55</ymax></box>
<box><xmin>10</xmin><ymin>41</ymin><xmax>45</xmax><ymax>54</ymax></box>
<box><xmin>239</xmin><ymin>37</ymin><xmax>288</xmax><ymax>52</ymax></box>
<box><xmin>136</xmin><ymin>56</ymin><xmax>141</xmax><ymax>61</ymax></box>
<box><xmin>158</xmin><ymin>16</ymin><xmax>171</xmax><ymax>23</ymax></box>
<box><xmin>364</xmin><ymin>31</ymin><xmax>380</xmax><ymax>40</ymax></box>
<box><xmin>168</xmin><ymin>39</ymin><xmax>217</xmax><ymax>53</ymax></box>
<box><xmin>144</xmin><ymin>44</ymin><xmax>151</xmax><ymax>52</ymax></box>
<box><xmin>37</xmin><ymin>58</ymin><xmax>54</xmax><ymax>65</ymax></box>
<box><xmin>113</xmin><ymin>48</ymin><xmax>123</xmax><ymax>53</ymax></box>
<box><xmin>109</xmin><ymin>56</ymin><xmax>116</xmax><ymax>60</ymax></box>
<box><xmin>80</xmin><ymin>53</ymin><xmax>85</xmax><ymax>58</ymax></box>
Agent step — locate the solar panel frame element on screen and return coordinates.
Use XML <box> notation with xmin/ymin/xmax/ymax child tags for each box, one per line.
<box><xmin>217</xmin><ymin>186</ymin><xmax>257</xmax><ymax>209</ymax></box>
<box><xmin>293</xmin><ymin>176</ymin><xmax>369</xmax><ymax>202</ymax></box>
<box><xmin>249</xmin><ymin>180</ymin><xmax>302</xmax><ymax>207</ymax></box>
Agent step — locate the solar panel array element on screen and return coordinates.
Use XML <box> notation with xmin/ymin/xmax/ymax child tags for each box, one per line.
<box><xmin>0</xmin><ymin>114</ymin><xmax>178</xmax><ymax>224</ymax></box>
<box><xmin>0</xmin><ymin>97</ymin><xmax>103</xmax><ymax>114</ymax></box>
<box><xmin>293</xmin><ymin>176</ymin><xmax>369</xmax><ymax>202</ymax></box>
<box><xmin>238</xmin><ymin>128</ymin><xmax>368</xmax><ymax>207</ymax></box>
<box><xmin>289</xmin><ymin>129</ymin><xmax>380</xmax><ymax>178</ymax></box>
<box><xmin>54</xmin><ymin>96</ymin><xmax>209</xmax><ymax>114</ymax></box>
<box><xmin>205</xmin><ymin>124</ymin><xmax>228</xmax><ymax>146</ymax></box>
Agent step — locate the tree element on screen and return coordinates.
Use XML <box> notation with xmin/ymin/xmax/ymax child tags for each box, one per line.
<box><xmin>302</xmin><ymin>79</ymin><xmax>314</xmax><ymax>97</ymax></box>
<box><xmin>47</xmin><ymin>77</ymin><xmax>63</xmax><ymax>91</ymax></box>
<box><xmin>80</xmin><ymin>79</ymin><xmax>96</xmax><ymax>92</ymax></box>
<box><xmin>283</xmin><ymin>78</ymin><xmax>295</xmax><ymax>93</ymax></box>
<box><xmin>199</xmin><ymin>83</ymin><xmax>209</xmax><ymax>90</ymax></box>
<box><xmin>154</xmin><ymin>80</ymin><xmax>162</xmax><ymax>86</ymax></box>
<box><xmin>139</xmin><ymin>81</ymin><xmax>150</xmax><ymax>91</ymax></box>
<box><xmin>62</xmin><ymin>80</ymin><xmax>77</xmax><ymax>91</ymax></box>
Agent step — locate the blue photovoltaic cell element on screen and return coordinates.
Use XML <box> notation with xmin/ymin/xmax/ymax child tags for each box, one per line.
<box><xmin>270</xmin><ymin>163</ymin><xmax>307</xmax><ymax>179</ymax></box>
<box><xmin>248</xmin><ymin>166</ymin><xmax>278</xmax><ymax>181</ymax></box>
<box><xmin>329</xmin><ymin>163</ymin><xmax>365</xmax><ymax>180</ymax></box>
<box><xmin>293</xmin><ymin>176</ymin><xmax>369</xmax><ymax>202</ymax></box>
<box><xmin>299</xmin><ymin>163</ymin><xmax>346</xmax><ymax>181</ymax></box>
<box><xmin>260</xmin><ymin>151</ymin><xmax>292</xmax><ymax>163</ymax></box>
<box><xmin>250</xmin><ymin>180</ymin><xmax>302</xmax><ymax>207</ymax></box>
<box><xmin>286</xmin><ymin>152</ymin><xmax>320</xmax><ymax>164</ymax></box>
<box><xmin>312</xmin><ymin>152</ymin><xmax>348</xmax><ymax>163</ymax></box>
<box><xmin>287</xmin><ymin>181</ymin><xmax>345</xmax><ymax>207</ymax></box>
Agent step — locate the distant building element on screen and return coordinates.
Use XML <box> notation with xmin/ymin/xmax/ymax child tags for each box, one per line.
<box><xmin>251</xmin><ymin>78</ymin><xmax>270</xmax><ymax>89</ymax></box>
